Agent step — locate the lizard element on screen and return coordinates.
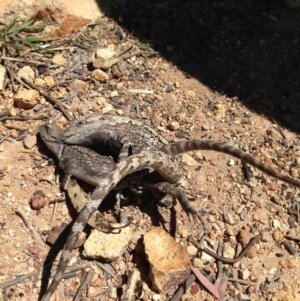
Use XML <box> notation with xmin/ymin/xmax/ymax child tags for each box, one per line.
<box><xmin>39</xmin><ymin>150</ymin><xmax>183</xmax><ymax>301</ymax></box>
<box><xmin>39</xmin><ymin>123</ymin><xmax>204</xmax><ymax>230</ymax></box>
<box><xmin>62</xmin><ymin>114</ymin><xmax>169</xmax><ymax>161</ymax></box>
<box><xmin>62</xmin><ymin>114</ymin><xmax>300</xmax><ymax>188</ymax></box>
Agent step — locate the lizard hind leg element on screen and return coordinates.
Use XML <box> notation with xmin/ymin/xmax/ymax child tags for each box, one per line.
<box><xmin>144</xmin><ymin>181</ymin><xmax>208</xmax><ymax>234</ymax></box>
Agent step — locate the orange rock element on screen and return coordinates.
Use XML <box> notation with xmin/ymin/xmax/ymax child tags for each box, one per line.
<box><xmin>14</xmin><ymin>89</ymin><xmax>39</xmax><ymax>109</ymax></box>
<box><xmin>144</xmin><ymin>227</ymin><xmax>191</xmax><ymax>292</ymax></box>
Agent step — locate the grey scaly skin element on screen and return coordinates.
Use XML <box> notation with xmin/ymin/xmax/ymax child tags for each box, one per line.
<box><xmin>160</xmin><ymin>140</ymin><xmax>300</xmax><ymax>188</ymax></box>
<box><xmin>39</xmin><ymin>124</ymin><xmax>203</xmax><ymax>228</ymax></box>
<box><xmin>63</xmin><ymin>115</ymin><xmax>169</xmax><ymax>161</ymax></box>
<box><xmin>63</xmin><ymin>114</ymin><xmax>300</xmax><ymax>188</ymax></box>
<box><xmin>40</xmin><ymin>150</ymin><xmax>181</xmax><ymax>301</ymax></box>
<box><xmin>39</xmin><ymin>123</ymin><xmax>132</xmax><ymax>232</ymax></box>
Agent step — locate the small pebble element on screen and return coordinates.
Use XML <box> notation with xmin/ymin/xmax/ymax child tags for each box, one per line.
<box><xmin>23</xmin><ymin>135</ymin><xmax>37</xmax><ymax>149</ymax></box>
<box><xmin>91</xmin><ymin>69</ymin><xmax>109</xmax><ymax>83</ymax></box>
<box><xmin>238</xmin><ymin>293</ymin><xmax>250</xmax><ymax>300</ymax></box>
<box><xmin>111</xmin><ymin>90</ymin><xmax>118</xmax><ymax>97</ymax></box>
<box><xmin>0</xmin><ymin>65</ymin><xmax>6</xmax><ymax>90</ymax></box>
<box><xmin>240</xmin><ymin>211</ymin><xmax>248</xmax><ymax>221</ymax></box>
<box><xmin>190</xmin><ymin>284</ymin><xmax>200</xmax><ymax>295</ymax></box>
<box><xmin>30</xmin><ymin>194</ymin><xmax>46</xmax><ymax>210</ymax></box>
<box><xmin>179</xmin><ymin>228</ymin><xmax>189</xmax><ymax>238</ymax></box>
<box><xmin>44</xmin><ymin>75</ymin><xmax>54</xmax><ymax>87</ymax></box>
<box><xmin>192</xmin><ymin>258</ymin><xmax>203</xmax><ymax>268</ymax></box>
<box><xmin>238</xmin><ymin>268</ymin><xmax>250</xmax><ymax>280</ymax></box>
<box><xmin>223</xmin><ymin>243</ymin><xmax>235</xmax><ymax>259</ymax></box>
<box><xmin>187</xmin><ymin>245</ymin><xmax>198</xmax><ymax>256</ymax></box>
<box><xmin>228</xmin><ymin>159</ymin><xmax>236</xmax><ymax>166</ymax></box>
<box><xmin>168</xmin><ymin>121</ymin><xmax>180</xmax><ymax>131</ymax></box>
<box><xmin>52</xmin><ymin>54</ymin><xmax>67</xmax><ymax>65</ymax></box>
<box><xmin>152</xmin><ymin>294</ymin><xmax>161</xmax><ymax>301</ymax></box>
<box><xmin>272</xmin><ymin>219</ymin><xmax>281</xmax><ymax>228</ymax></box>
<box><xmin>108</xmin><ymin>287</ymin><xmax>117</xmax><ymax>299</ymax></box>
<box><xmin>14</xmin><ymin>89</ymin><xmax>39</xmax><ymax>109</ymax></box>
<box><xmin>17</xmin><ymin>66</ymin><xmax>35</xmax><ymax>80</ymax></box>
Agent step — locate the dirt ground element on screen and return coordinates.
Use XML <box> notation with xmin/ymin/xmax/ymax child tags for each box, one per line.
<box><xmin>1</xmin><ymin>1</ymin><xmax>300</xmax><ymax>300</ymax></box>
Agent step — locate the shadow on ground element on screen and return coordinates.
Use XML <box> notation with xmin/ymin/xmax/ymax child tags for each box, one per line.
<box><xmin>98</xmin><ymin>0</ymin><xmax>300</xmax><ymax>132</ymax></box>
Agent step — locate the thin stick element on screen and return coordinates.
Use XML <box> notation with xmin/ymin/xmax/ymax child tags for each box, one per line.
<box><xmin>94</xmin><ymin>262</ymin><xmax>115</xmax><ymax>278</ymax></box>
<box><xmin>1</xmin><ymin>56</ymin><xmax>48</xmax><ymax>65</ymax></box>
<box><xmin>0</xmin><ymin>262</ymin><xmax>92</xmax><ymax>289</ymax></box>
<box><xmin>197</xmin><ymin>235</ymin><xmax>260</xmax><ymax>264</ymax></box>
<box><xmin>5</xmin><ymin>66</ymin><xmax>31</xmax><ymax>90</ymax></box>
<box><xmin>73</xmin><ymin>270</ymin><xmax>94</xmax><ymax>301</ymax></box>
<box><xmin>168</xmin><ymin>274</ymin><xmax>196</xmax><ymax>301</ymax></box>
<box><xmin>15</xmin><ymin>209</ymin><xmax>47</xmax><ymax>247</ymax></box>
<box><xmin>21</xmin><ymin>77</ymin><xmax>74</xmax><ymax>121</ymax></box>
<box><xmin>0</xmin><ymin>115</ymin><xmax>48</xmax><ymax>122</ymax></box>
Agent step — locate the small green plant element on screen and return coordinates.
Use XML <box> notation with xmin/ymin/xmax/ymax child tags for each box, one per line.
<box><xmin>138</xmin><ymin>42</ymin><xmax>153</xmax><ymax>51</ymax></box>
<box><xmin>0</xmin><ymin>12</ymin><xmax>49</xmax><ymax>54</ymax></box>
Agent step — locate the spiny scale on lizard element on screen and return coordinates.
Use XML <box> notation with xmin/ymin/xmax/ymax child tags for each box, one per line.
<box><xmin>40</xmin><ymin>150</ymin><xmax>182</xmax><ymax>301</ymax></box>
<box><xmin>160</xmin><ymin>140</ymin><xmax>300</xmax><ymax>188</ymax></box>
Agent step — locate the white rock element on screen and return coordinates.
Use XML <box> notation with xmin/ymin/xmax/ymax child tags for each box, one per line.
<box><xmin>181</xmin><ymin>154</ymin><xmax>198</xmax><ymax>167</ymax></box>
<box><xmin>83</xmin><ymin>226</ymin><xmax>133</xmax><ymax>260</ymax></box>
<box><xmin>152</xmin><ymin>294</ymin><xmax>161</xmax><ymax>301</ymax></box>
<box><xmin>268</xmin><ymin>267</ymin><xmax>277</xmax><ymax>275</ymax></box>
<box><xmin>200</xmin><ymin>249</ymin><xmax>215</xmax><ymax>263</ymax></box>
<box><xmin>90</xmin><ymin>48</ymin><xmax>118</xmax><ymax>70</ymax></box>
<box><xmin>228</xmin><ymin>159</ymin><xmax>236</xmax><ymax>166</ymax></box>
<box><xmin>272</xmin><ymin>219</ymin><xmax>281</xmax><ymax>228</ymax></box>
<box><xmin>223</xmin><ymin>243</ymin><xmax>235</xmax><ymax>259</ymax></box>
<box><xmin>102</xmin><ymin>103</ymin><xmax>114</xmax><ymax>114</ymax></box>
<box><xmin>17</xmin><ymin>66</ymin><xmax>35</xmax><ymax>80</ymax></box>
<box><xmin>0</xmin><ymin>65</ymin><xmax>7</xmax><ymax>90</ymax></box>
<box><xmin>187</xmin><ymin>245</ymin><xmax>198</xmax><ymax>256</ymax></box>
<box><xmin>238</xmin><ymin>268</ymin><xmax>250</xmax><ymax>280</ymax></box>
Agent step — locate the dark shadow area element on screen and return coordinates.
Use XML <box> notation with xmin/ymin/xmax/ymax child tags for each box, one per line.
<box><xmin>98</xmin><ymin>0</ymin><xmax>300</xmax><ymax>131</ymax></box>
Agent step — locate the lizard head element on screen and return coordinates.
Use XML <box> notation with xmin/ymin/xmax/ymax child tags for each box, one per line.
<box><xmin>39</xmin><ymin>123</ymin><xmax>65</xmax><ymax>159</ymax></box>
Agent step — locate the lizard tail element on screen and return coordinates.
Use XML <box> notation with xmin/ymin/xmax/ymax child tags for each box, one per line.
<box><xmin>161</xmin><ymin>140</ymin><xmax>300</xmax><ymax>188</ymax></box>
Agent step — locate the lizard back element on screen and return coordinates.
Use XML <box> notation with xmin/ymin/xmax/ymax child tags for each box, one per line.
<box><xmin>63</xmin><ymin>115</ymin><xmax>169</xmax><ymax>158</ymax></box>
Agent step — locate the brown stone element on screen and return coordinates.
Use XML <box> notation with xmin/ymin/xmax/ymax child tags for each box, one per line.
<box><xmin>144</xmin><ymin>227</ymin><xmax>191</xmax><ymax>292</ymax></box>
<box><xmin>91</xmin><ymin>69</ymin><xmax>109</xmax><ymax>83</ymax></box>
<box><xmin>14</xmin><ymin>89</ymin><xmax>39</xmax><ymax>109</ymax></box>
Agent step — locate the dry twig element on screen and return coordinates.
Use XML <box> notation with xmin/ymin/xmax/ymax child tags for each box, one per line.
<box><xmin>21</xmin><ymin>77</ymin><xmax>74</xmax><ymax>121</ymax></box>
<box><xmin>15</xmin><ymin>208</ymin><xmax>47</xmax><ymax>247</ymax></box>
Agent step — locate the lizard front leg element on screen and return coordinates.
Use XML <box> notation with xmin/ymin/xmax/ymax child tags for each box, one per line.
<box><xmin>59</xmin><ymin>158</ymin><xmax>77</xmax><ymax>190</ymax></box>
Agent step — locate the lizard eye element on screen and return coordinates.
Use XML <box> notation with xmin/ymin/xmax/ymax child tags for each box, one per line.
<box><xmin>76</xmin><ymin>119</ymin><xmax>85</xmax><ymax>126</ymax></box>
